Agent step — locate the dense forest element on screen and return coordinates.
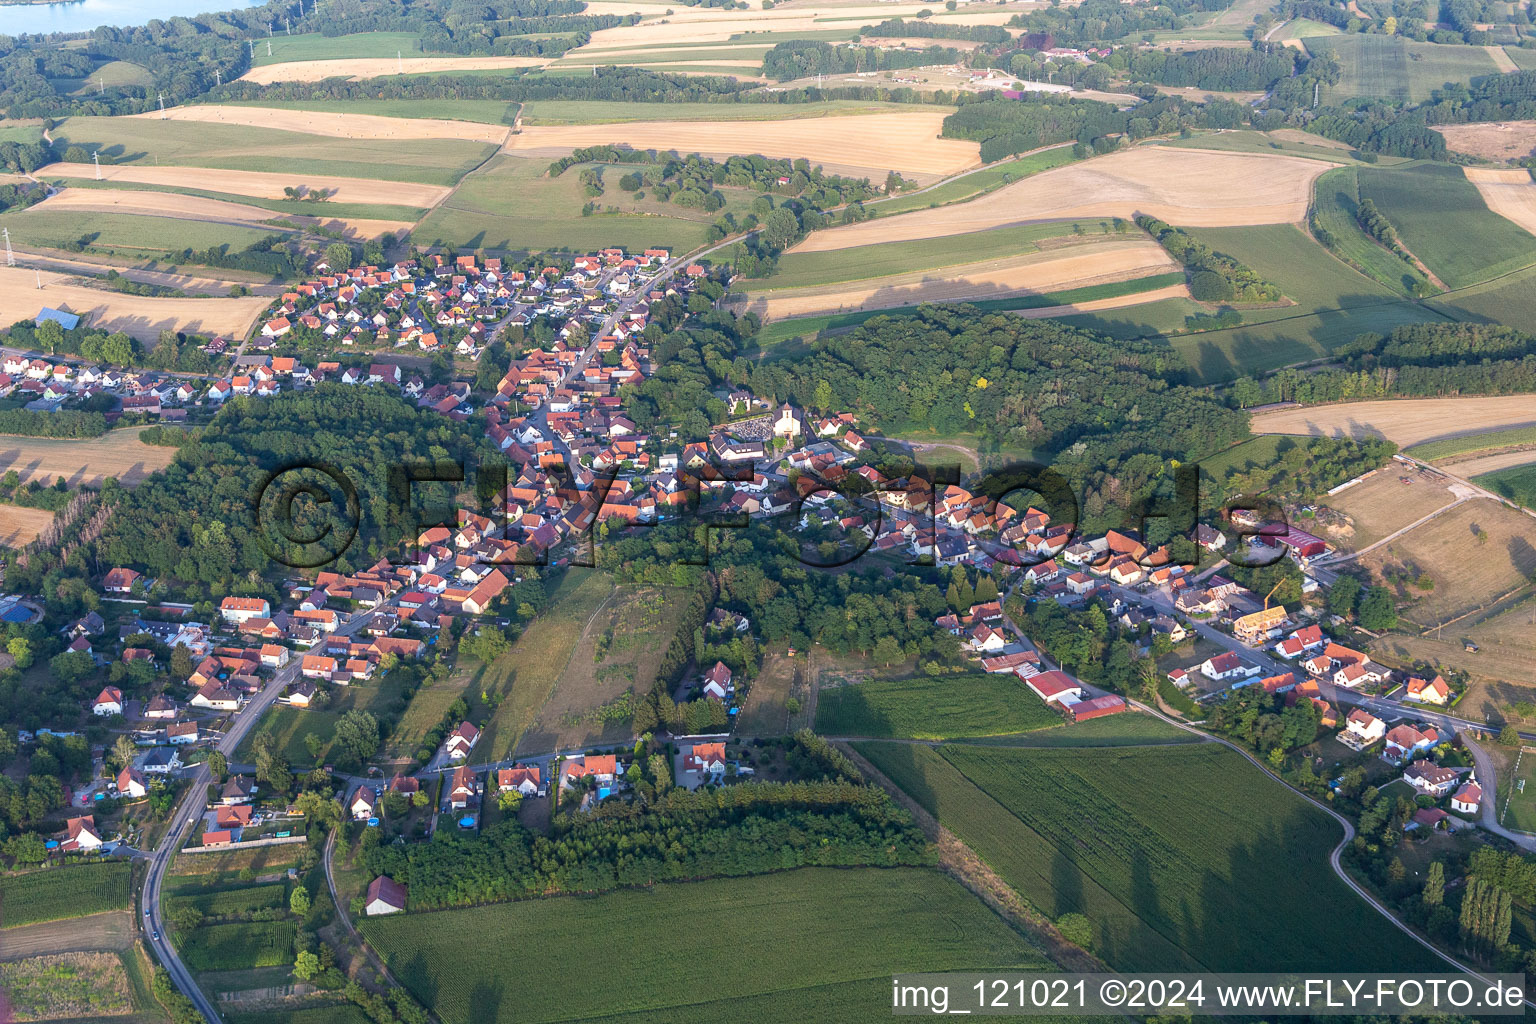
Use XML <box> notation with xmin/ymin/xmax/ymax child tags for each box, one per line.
<box><xmin>1138</xmin><ymin>215</ymin><xmax>1284</xmax><ymax>303</ymax></box>
<box><xmin>941</xmin><ymin>92</ymin><xmax>1250</xmax><ymax>163</ymax></box>
<box><xmin>22</xmin><ymin>388</ymin><xmax>494</xmax><ymax>604</ymax></box>
<box><xmin>1006</xmin><ymin>0</ymin><xmax>1235</xmax><ymax>47</ymax></box>
<box><xmin>1231</xmin><ymin>324</ymin><xmax>1536</xmax><ymax>405</ymax></box>
<box><xmin>1118</xmin><ymin>45</ymin><xmax>1295</xmax><ymax>91</ymax></box>
<box><xmin>857</xmin><ymin>18</ymin><xmax>1012</xmax><ymax>43</ymax></box>
<box><xmin>359</xmin><ymin>770</ymin><xmax>930</xmax><ymax>909</ymax></box>
<box><xmin>760</xmin><ymin>40</ymin><xmax>962</xmax><ymax>81</ymax></box>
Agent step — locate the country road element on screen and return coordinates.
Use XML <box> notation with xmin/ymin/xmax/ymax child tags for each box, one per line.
<box><xmin>142</xmin><ymin>611</ymin><xmax>374</xmax><ymax>1023</ymax></box>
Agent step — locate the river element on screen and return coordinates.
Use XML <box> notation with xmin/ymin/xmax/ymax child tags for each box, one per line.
<box><xmin>3</xmin><ymin>0</ymin><xmax>259</xmax><ymax>36</ymax></box>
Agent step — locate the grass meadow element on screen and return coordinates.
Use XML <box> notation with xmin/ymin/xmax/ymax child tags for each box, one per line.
<box><xmin>814</xmin><ymin>674</ymin><xmax>1063</xmax><ymax>740</ymax></box>
<box><xmin>360</xmin><ymin>868</ymin><xmax>1049</xmax><ymax>1024</ymax></box>
<box><xmin>1475</xmin><ymin>463</ymin><xmax>1536</xmax><ymax>511</ymax></box>
<box><xmin>856</xmin><ymin>741</ymin><xmax>1443</xmax><ymax>973</ymax></box>
<box><xmin>1310</xmin><ymin>167</ymin><xmax>1432</xmax><ymax>296</ymax></box>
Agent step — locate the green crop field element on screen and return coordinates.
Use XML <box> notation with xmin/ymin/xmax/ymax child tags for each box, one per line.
<box><xmin>1406</xmin><ymin>426</ymin><xmax>1536</xmax><ymax>461</ymax></box>
<box><xmin>1169</xmin><ymin>299</ymin><xmax>1448</xmax><ymax>384</ymax></box>
<box><xmin>224</xmin><ymin>98</ymin><xmax>519</xmax><ymax>126</ymax></box>
<box><xmin>963</xmin><ymin>712</ymin><xmax>1198</xmax><ymax>747</ymax></box>
<box><xmin>53</xmin><ymin>117</ymin><xmax>496</xmax><ymax>187</ymax></box>
<box><xmin>1054</xmin><ymin>295</ymin><xmax>1207</xmax><ymax>340</ymax></box>
<box><xmin>416</xmin><ymin>152</ymin><xmax>724</xmax><ymax>252</ymax></box>
<box><xmin>1310</xmin><ymin>167</ymin><xmax>1431</xmax><ymax>296</ymax></box>
<box><xmin>0</xmin><ymin>207</ymin><xmax>284</xmax><ymax>258</ymax></box>
<box><xmin>166</xmin><ymin>882</ymin><xmax>289</xmax><ymax>919</ymax></box>
<box><xmin>1430</xmin><ymin>261</ymin><xmax>1536</xmax><ymax>332</ymax></box>
<box><xmin>856</xmin><ymin>742</ymin><xmax>1442</xmax><ymax>973</ymax></box>
<box><xmin>748</xmin><ymin>223</ymin><xmax>1089</xmax><ymax>292</ymax></box>
<box><xmin>361</xmin><ymin>867</ymin><xmax>1049</xmax><ymax>1024</ymax></box>
<box><xmin>0</xmin><ymin>862</ymin><xmax>131</xmax><ymax>927</ymax></box>
<box><xmin>1476</xmin><ymin>464</ymin><xmax>1536</xmax><ymax>512</ymax></box>
<box><xmin>754</xmin><ymin>273</ymin><xmax>1187</xmax><ymax>348</ymax></box>
<box><xmin>251</xmin><ymin>31</ymin><xmax>435</xmax><ymax>65</ymax></box>
<box><xmin>176</xmin><ymin>920</ymin><xmax>297</xmax><ymax>971</ymax></box>
<box><xmin>1306</xmin><ymin>34</ymin><xmax>1501</xmax><ymax>102</ymax></box>
<box><xmin>228</xmin><ymin>1007</ymin><xmax>372</xmax><ymax>1024</ymax></box>
<box><xmin>814</xmin><ymin>674</ymin><xmax>1062</xmax><ymax>740</ymax></box>
<box><xmin>1357</xmin><ymin>162</ymin><xmax>1536</xmax><ymax>289</ymax></box>
<box><xmin>872</xmin><ymin>146</ymin><xmax>1078</xmax><ymax>217</ymax></box>
<box><xmin>1190</xmin><ymin>224</ymin><xmax>1398</xmax><ymax>313</ymax></box>
<box><xmin>518</xmin><ymin>99</ymin><xmax>941</xmax><ymax>124</ymax></box>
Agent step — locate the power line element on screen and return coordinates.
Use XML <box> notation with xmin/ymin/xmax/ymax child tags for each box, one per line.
<box><xmin>3</xmin><ymin>228</ymin><xmax>14</xmax><ymax>268</ymax></box>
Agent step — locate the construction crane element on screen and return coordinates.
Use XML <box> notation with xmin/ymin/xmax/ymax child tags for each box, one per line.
<box><xmin>1263</xmin><ymin>579</ymin><xmax>1284</xmax><ymax>611</ymax></box>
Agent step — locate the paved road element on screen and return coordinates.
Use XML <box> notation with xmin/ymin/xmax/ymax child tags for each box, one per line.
<box><xmin>1461</xmin><ymin>736</ymin><xmax>1536</xmax><ymax>854</ymax></box>
<box><xmin>142</xmin><ymin>611</ymin><xmax>374</xmax><ymax>1023</ymax></box>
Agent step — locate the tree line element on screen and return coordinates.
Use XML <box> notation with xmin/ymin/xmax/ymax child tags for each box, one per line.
<box><xmin>760</xmin><ymin>40</ymin><xmax>963</xmax><ymax>81</ymax></box>
<box><xmin>1137</xmin><ymin>215</ymin><xmax>1284</xmax><ymax>303</ymax></box>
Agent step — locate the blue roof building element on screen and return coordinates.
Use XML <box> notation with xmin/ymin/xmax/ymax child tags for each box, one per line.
<box><xmin>36</xmin><ymin>307</ymin><xmax>80</xmax><ymax>331</ymax></box>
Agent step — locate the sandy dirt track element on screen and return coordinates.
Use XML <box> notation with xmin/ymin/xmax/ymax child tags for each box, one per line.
<box><xmin>130</xmin><ymin>104</ymin><xmax>509</xmax><ymax>143</ymax></box>
<box><xmin>790</xmin><ymin>147</ymin><xmax>1333</xmax><ymax>252</ymax></box>
<box><xmin>739</xmin><ymin>238</ymin><xmax>1179</xmax><ymax>319</ymax></box>
<box><xmin>0</xmin><ymin>913</ymin><xmax>133</xmax><ymax>957</ymax></box>
<box><xmin>1487</xmin><ymin>45</ymin><xmax>1520</xmax><ymax>73</ymax></box>
<box><xmin>1252</xmin><ymin>397</ymin><xmax>1536</xmax><ymax>447</ymax></box>
<box><xmin>1463</xmin><ymin>166</ymin><xmax>1536</xmax><ymax>236</ymax></box>
<box><xmin>506</xmin><ymin>110</ymin><xmax>978</xmax><ymax>178</ymax></box>
<box><xmin>0</xmin><ymin>425</ymin><xmax>178</xmax><ymax>489</ymax></box>
<box><xmin>0</xmin><ymin>506</ymin><xmax>54</xmax><ymax>549</ymax></box>
<box><xmin>0</xmin><ymin>267</ymin><xmax>268</xmax><ymax>343</ymax></box>
<box><xmin>41</xmin><ymin>161</ymin><xmax>448</xmax><ymax>208</ymax></box>
<box><xmin>1440</xmin><ymin>449</ymin><xmax>1536</xmax><ymax>478</ymax></box>
<box><xmin>239</xmin><ymin>56</ymin><xmax>546</xmax><ymax>84</ymax></box>
<box><xmin>1436</xmin><ymin>121</ymin><xmax>1536</xmax><ymax>162</ymax></box>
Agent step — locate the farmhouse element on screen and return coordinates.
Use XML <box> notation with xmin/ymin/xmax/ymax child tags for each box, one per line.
<box><xmin>365</xmin><ymin>876</ymin><xmax>408</xmax><ymax>916</ymax></box>
<box><xmin>1025</xmin><ymin>670</ymin><xmax>1082</xmax><ymax>705</ymax></box>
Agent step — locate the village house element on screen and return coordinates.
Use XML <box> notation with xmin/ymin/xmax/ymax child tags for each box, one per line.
<box><xmin>448</xmin><ymin>765</ymin><xmax>480</xmax><ymax>810</ymax></box>
<box><xmin>561</xmin><ymin>754</ymin><xmax>618</xmax><ymax>788</ymax></box>
<box><xmin>702</xmin><ymin>661</ymin><xmax>733</xmax><ymax>700</ymax></box>
<box><xmin>497</xmin><ymin>765</ymin><xmax>541</xmax><ymax>796</ymax></box>
<box><xmin>350</xmin><ymin>786</ymin><xmax>379</xmax><ymax>821</ymax></box>
<box><xmin>92</xmin><ymin>686</ymin><xmax>123</xmax><ymax>716</ymax></box>
<box><xmin>444</xmin><ymin>721</ymin><xmax>479</xmax><ymax>761</ymax></box>
<box><xmin>1384</xmin><ymin>723</ymin><xmax>1443</xmax><ymax>763</ymax></box>
<box><xmin>684</xmin><ymin>742</ymin><xmax>728</xmax><ymax>774</ymax></box>
<box><xmin>1343</xmin><ymin>708</ymin><xmax>1386</xmax><ymax>746</ymax></box>
<box><xmin>60</xmin><ymin>815</ymin><xmax>103</xmax><ymax>853</ymax></box>
<box><xmin>219</xmin><ymin>597</ymin><xmax>271</xmax><ymax>625</ymax></box>
<box><xmin>1406</xmin><ymin>674</ymin><xmax>1453</xmax><ymax>705</ymax></box>
<box><xmin>116</xmin><ymin>766</ymin><xmax>148</xmax><ymax>799</ymax></box>
<box><xmin>1199</xmin><ymin>651</ymin><xmax>1259</xmax><ymax>683</ymax></box>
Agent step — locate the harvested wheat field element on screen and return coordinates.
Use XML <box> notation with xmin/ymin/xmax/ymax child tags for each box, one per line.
<box><xmin>1440</xmin><ymin>449</ymin><xmax>1536</xmax><ymax>478</ymax></box>
<box><xmin>738</xmin><ymin>238</ymin><xmax>1179</xmax><ymax>319</ymax></box>
<box><xmin>1436</xmin><ymin>121</ymin><xmax>1536</xmax><ymax>162</ymax></box>
<box><xmin>0</xmin><ymin>426</ymin><xmax>176</xmax><ymax>490</ymax></box>
<box><xmin>1252</xmin><ymin>397</ymin><xmax>1536</xmax><ymax>448</ymax></box>
<box><xmin>1011</xmin><ymin>282</ymin><xmax>1191</xmax><ymax>318</ymax></box>
<box><xmin>1463</xmin><ymin>166</ymin><xmax>1536</xmax><ymax>236</ymax></box>
<box><xmin>136</xmin><ymin>104</ymin><xmax>509</xmax><ymax>144</ymax></box>
<box><xmin>790</xmin><ymin>147</ymin><xmax>1332</xmax><ymax>253</ymax></box>
<box><xmin>575</xmin><ymin>1</ymin><xmax>1027</xmax><ymax>49</ymax></box>
<box><xmin>40</xmin><ymin>162</ymin><xmax>449</xmax><ymax>208</ymax></box>
<box><xmin>0</xmin><ymin>267</ymin><xmax>268</xmax><ymax>342</ymax></box>
<box><xmin>0</xmin><ymin>506</ymin><xmax>55</xmax><ymax>549</ymax></box>
<box><xmin>1487</xmin><ymin>45</ymin><xmax>1520</xmax><ymax>73</ymax></box>
<box><xmin>37</xmin><ymin>187</ymin><xmax>281</xmax><ymax>224</ymax></box>
<box><xmin>239</xmin><ymin>55</ymin><xmax>547</xmax><ymax>84</ymax></box>
<box><xmin>507</xmin><ymin>111</ymin><xmax>978</xmax><ymax>179</ymax></box>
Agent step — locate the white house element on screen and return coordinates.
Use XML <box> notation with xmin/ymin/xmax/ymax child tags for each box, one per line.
<box><xmin>702</xmin><ymin>661</ymin><xmax>733</xmax><ymax>700</ymax></box>
<box><xmin>1403</xmin><ymin>762</ymin><xmax>1459</xmax><ymax>798</ymax></box>
<box><xmin>444</xmin><ymin>721</ymin><xmax>479</xmax><ymax>761</ymax></box>
<box><xmin>1200</xmin><ymin>651</ymin><xmax>1258</xmax><ymax>682</ymax></box>
<box><xmin>350</xmin><ymin>786</ymin><xmax>379</xmax><ymax>821</ymax></box>
<box><xmin>92</xmin><ymin>686</ymin><xmax>123</xmax><ymax>717</ymax></box>
<box><xmin>116</xmin><ymin>766</ymin><xmax>148</xmax><ymax>799</ymax></box>
<box><xmin>1343</xmin><ymin>708</ymin><xmax>1386</xmax><ymax>745</ymax></box>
